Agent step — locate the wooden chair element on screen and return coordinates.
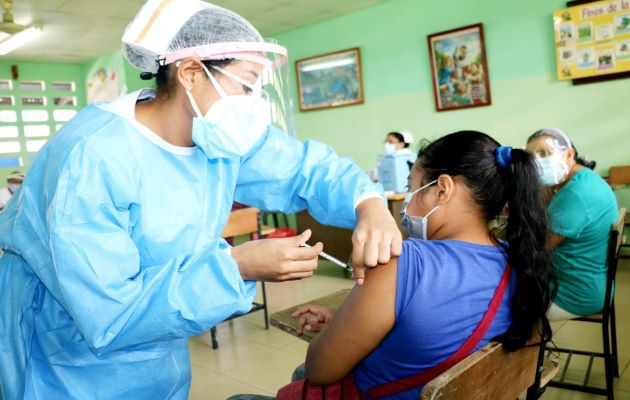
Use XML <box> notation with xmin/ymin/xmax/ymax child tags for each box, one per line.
<box><xmin>609</xmin><ymin>166</ymin><xmax>630</xmax><ymax>189</ymax></box>
<box><xmin>420</xmin><ymin>338</ymin><xmax>559</xmax><ymax>400</ymax></box>
<box><xmin>546</xmin><ymin>208</ymin><xmax>626</xmax><ymax>400</ymax></box>
<box><xmin>209</xmin><ymin>207</ymin><xmax>273</xmax><ymax>349</ymax></box>
<box><xmin>610</xmin><ymin>166</ymin><xmax>630</xmax><ymax>251</ymax></box>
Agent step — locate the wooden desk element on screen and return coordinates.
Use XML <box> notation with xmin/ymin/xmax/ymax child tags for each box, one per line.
<box><xmin>387</xmin><ymin>193</ymin><xmax>407</xmax><ymax>235</ymax></box>
<box><xmin>269</xmin><ymin>289</ymin><xmax>350</xmax><ymax>342</ymax></box>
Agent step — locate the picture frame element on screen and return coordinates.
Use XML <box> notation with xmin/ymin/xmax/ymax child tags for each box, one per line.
<box><xmin>427</xmin><ymin>23</ymin><xmax>492</xmax><ymax>112</ymax></box>
<box><xmin>295</xmin><ymin>47</ymin><xmax>364</xmax><ymax>112</ymax></box>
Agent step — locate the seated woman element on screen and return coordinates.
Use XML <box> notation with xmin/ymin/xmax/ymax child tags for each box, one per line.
<box><xmin>526</xmin><ymin>128</ymin><xmax>618</xmax><ymax>321</ymax></box>
<box><xmin>383</xmin><ymin>130</ymin><xmax>415</xmax><ymax>156</ymax></box>
<box><xmin>230</xmin><ymin>131</ymin><xmax>553</xmax><ymax>399</ymax></box>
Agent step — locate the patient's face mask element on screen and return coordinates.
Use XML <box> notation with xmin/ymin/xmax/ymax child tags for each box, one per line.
<box><xmin>185</xmin><ymin>63</ymin><xmax>271</xmax><ymax>158</ymax></box>
<box><xmin>527</xmin><ymin>136</ymin><xmax>571</xmax><ymax>186</ymax></box>
<box><xmin>535</xmin><ymin>154</ymin><xmax>569</xmax><ymax>186</ymax></box>
<box><xmin>400</xmin><ymin>180</ymin><xmax>439</xmax><ymax>240</ymax></box>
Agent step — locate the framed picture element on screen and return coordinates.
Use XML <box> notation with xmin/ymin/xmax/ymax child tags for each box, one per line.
<box><xmin>428</xmin><ymin>23</ymin><xmax>492</xmax><ymax>112</ymax></box>
<box><xmin>295</xmin><ymin>47</ymin><xmax>364</xmax><ymax>112</ymax></box>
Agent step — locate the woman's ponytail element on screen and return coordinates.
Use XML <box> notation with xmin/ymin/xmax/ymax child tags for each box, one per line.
<box><xmin>500</xmin><ymin>148</ymin><xmax>554</xmax><ymax>350</ymax></box>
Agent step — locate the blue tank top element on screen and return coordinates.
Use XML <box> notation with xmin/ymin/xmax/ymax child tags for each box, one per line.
<box><xmin>353</xmin><ymin>239</ymin><xmax>514</xmax><ymax>399</ymax></box>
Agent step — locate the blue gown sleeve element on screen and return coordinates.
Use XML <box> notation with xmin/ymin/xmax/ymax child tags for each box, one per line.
<box><xmin>234</xmin><ymin>126</ymin><xmax>384</xmax><ymax>229</ymax></box>
<box><xmin>45</xmin><ymin>144</ymin><xmax>256</xmax><ymax>355</ymax></box>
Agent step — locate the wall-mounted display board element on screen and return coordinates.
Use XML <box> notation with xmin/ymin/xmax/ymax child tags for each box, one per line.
<box><xmin>554</xmin><ymin>0</ymin><xmax>630</xmax><ymax>80</ymax></box>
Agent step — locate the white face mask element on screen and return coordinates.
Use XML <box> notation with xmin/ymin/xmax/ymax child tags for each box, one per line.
<box><xmin>383</xmin><ymin>143</ymin><xmax>396</xmax><ymax>155</ymax></box>
<box><xmin>535</xmin><ymin>154</ymin><xmax>569</xmax><ymax>186</ymax></box>
<box><xmin>8</xmin><ymin>183</ymin><xmax>20</xmax><ymax>194</ymax></box>
<box><xmin>186</xmin><ymin>64</ymin><xmax>271</xmax><ymax>159</ymax></box>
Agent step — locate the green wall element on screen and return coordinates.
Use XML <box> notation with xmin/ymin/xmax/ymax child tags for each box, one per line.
<box><xmin>274</xmin><ymin>0</ymin><xmax>629</xmax><ymax>176</ymax></box>
<box><xmin>84</xmin><ymin>51</ymin><xmax>151</xmax><ymax>98</ymax></box>
<box><xmin>0</xmin><ymin>60</ymin><xmax>86</xmax><ymax>182</ymax></box>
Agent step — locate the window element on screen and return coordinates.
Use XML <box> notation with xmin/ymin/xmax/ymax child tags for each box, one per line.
<box><xmin>22</xmin><ymin>110</ymin><xmax>48</xmax><ymax>122</ymax></box>
<box><xmin>24</xmin><ymin>125</ymin><xmax>50</xmax><ymax>137</ymax></box>
<box><xmin>53</xmin><ymin>109</ymin><xmax>77</xmax><ymax>122</ymax></box>
<box><xmin>26</xmin><ymin>140</ymin><xmax>47</xmax><ymax>152</ymax></box>
<box><xmin>22</xmin><ymin>96</ymin><xmax>47</xmax><ymax>106</ymax></box>
<box><xmin>0</xmin><ymin>110</ymin><xmax>17</xmax><ymax>123</ymax></box>
<box><xmin>0</xmin><ymin>80</ymin><xmax>12</xmax><ymax>90</ymax></box>
<box><xmin>0</xmin><ymin>96</ymin><xmax>14</xmax><ymax>106</ymax></box>
<box><xmin>0</xmin><ymin>141</ymin><xmax>21</xmax><ymax>154</ymax></box>
<box><xmin>52</xmin><ymin>82</ymin><xmax>76</xmax><ymax>92</ymax></box>
<box><xmin>19</xmin><ymin>81</ymin><xmax>45</xmax><ymax>91</ymax></box>
<box><xmin>53</xmin><ymin>96</ymin><xmax>76</xmax><ymax>106</ymax></box>
<box><xmin>56</xmin><ymin>124</ymin><xmax>64</xmax><ymax>131</ymax></box>
<box><xmin>0</xmin><ymin>126</ymin><xmax>19</xmax><ymax>138</ymax></box>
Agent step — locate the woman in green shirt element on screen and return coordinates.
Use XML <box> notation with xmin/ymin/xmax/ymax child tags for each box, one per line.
<box><xmin>527</xmin><ymin>128</ymin><xmax>618</xmax><ymax>320</ymax></box>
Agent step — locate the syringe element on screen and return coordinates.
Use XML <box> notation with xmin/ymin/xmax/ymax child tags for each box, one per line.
<box><xmin>301</xmin><ymin>243</ymin><xmax>353</xmax><ymax>273</ymax></box>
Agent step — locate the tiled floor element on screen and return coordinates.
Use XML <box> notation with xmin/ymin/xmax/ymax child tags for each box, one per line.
<box><xmin>189</xmin><ymin>259</ymin><xmax>630</xmax><ymax>399</ymax></box>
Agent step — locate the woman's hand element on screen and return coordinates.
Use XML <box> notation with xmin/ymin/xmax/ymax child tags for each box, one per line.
<box><xmin>291</xmin><ymin>305</ymin><xmax>335</xmax><ymax>335</ymax></box>
<box><xmin>352</xmin><ymin>197</ymin><xmax>402</xmax><ymax>284</ymax></box>
<box><xmin>231</xmin><ymin>230</ymin><xmax>323</xmax><ymax>282</ymax></box>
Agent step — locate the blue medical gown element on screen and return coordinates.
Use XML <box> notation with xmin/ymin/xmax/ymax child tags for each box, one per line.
<box><xmin>0</xmin><ymin>102</ymin><xmax>382</xmax><ymax>399</ymax></box>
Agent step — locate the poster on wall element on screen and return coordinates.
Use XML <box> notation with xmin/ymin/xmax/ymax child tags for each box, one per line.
<box><xmin>295</xmin><ymin>48</ymin><xmax>364</xmax><ymax>112</ymax></box>
<box><xmin>427</xmin><ymin>23</ymin><xmax>492</xmax><ymax>112</ymax></box>
<box><xmin>86</xmin><ymin>68</ymin><xmax>119</xmax><ymax>104</ymax></box>
<box><xmin>554</xmin><ymin>0</ymin><xmax>630</xmax><ymax>80</ymax></box>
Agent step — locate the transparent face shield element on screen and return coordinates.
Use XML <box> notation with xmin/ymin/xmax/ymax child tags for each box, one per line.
<box><xmin>528</xmin><ymin>136</ymin><xmax>571</xmax><ymax>186</ymax></box>
<box><xmin>161</xmin><ymin>39</ymin><xmax>295</xmax><ymax>139</ymax></box>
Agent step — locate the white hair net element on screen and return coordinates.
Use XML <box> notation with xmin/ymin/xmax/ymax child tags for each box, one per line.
<box><xmin>123</xmin><ymin>0</ymin><xmax>263</xmax><ymax>73</ymax></box>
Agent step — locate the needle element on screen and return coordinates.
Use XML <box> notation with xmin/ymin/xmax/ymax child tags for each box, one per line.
<box><xmin>301</xmin><ymin>243</ymin><xmax>353</xmax><ymax>273</ymax></box>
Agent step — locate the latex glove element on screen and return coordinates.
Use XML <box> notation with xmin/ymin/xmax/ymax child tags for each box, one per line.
<box><xmin>291</xmin><ymin>305</ymin><xmax>335</xmax><ymax>335</ymax></box>
<box><xmin>352</xmin><ymin>197</ymin><xmax>402</xmax><ymax>285</ymax></box>
<box><xmin>232</xmin><ymin>230</ymin><xmax>323</xmax><ymax>282</ymax></box>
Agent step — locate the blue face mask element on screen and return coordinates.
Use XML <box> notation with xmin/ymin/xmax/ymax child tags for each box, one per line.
<box><xmin>535</xmin><ymin>154</ymin><xmax>568</xmax><ymax>186</ymax></box>
<box><xmin>400</xmin><ymin>180</ymin><xmax>439</xmax><ymax>240</ymax></box>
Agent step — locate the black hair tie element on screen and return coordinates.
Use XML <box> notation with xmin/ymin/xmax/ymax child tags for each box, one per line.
<box><xmin>140</xmin><ymin>71</ymin><xmax>156</xmax><ymax>80</ymax></box>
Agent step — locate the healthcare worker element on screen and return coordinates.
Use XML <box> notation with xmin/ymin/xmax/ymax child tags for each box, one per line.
<box><xmin>0</xmin><ymin>171</ymin><xmax>23</xmax><ymax>211</ymax></box>
<box><xmin>0</xmin><ymin>1</ymin><xmax>401</xmax><ymax>399</ymax></box>
<box><xmin>383</xmin><ymin>130</ymin><xmax>414</xmax><ymax>156</ymax></box>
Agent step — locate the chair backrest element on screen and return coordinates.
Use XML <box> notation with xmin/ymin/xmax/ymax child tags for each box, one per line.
<box><xmin>603</xmin><ymin>208</ymin><xmax>626</xmax><ymax>316</ymax></box>
<box><xmin>610</xmin><ymin>166</ymin><xmax>630</xmax><ymax>186</ymax></box>
<box><xmin>221</xmin><ymin>207</ymin><xmax>261</xmax><ymax>238</ymax></box>
<box><xmin>420</xmin><ymin>341</ymin><xmax>540</xmax><ymax>400</ymax></box>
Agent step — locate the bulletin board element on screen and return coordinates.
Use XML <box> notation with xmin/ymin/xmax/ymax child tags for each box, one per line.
<box><xmin>554</xmin><ymin>0</ymin><xmax>630</xmax><ymax>80</ymax></box>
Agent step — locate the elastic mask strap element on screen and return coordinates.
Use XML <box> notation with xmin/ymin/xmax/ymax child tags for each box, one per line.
<box><xmin>211</xmin><ymin>65</ymin><xmax>263</xmax><ymax>96</ymax></box>
<box><xmin>200</xmin><ymin>63</ymin><xmax>227</xmax><ymax>98</ymax></box>
<box><xmin>403</xmin><ymin>179</ymin><xmax>437</xmax><ymax>213</ymax></box>
<box><xmin>424</xmin><ymin>205</ymin><xmax>440</xmax><ymax>218</ymax></box>
<box><xmin>185</xmin><ymin>89</ymin><xmax>204</xmax><ymax>119</ymax></box>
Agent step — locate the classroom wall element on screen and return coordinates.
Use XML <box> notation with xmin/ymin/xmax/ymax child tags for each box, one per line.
<box><xmin>0</xmin><ymin>60</ymin><xmax>86</xmax><ymax>183</ymax></box>
<box><xmin>0</xmin><ymin>50</ymin><xmax>150</xmax><ymax>185</ymax></box>
<box><xmin>274</xmin><ymin>0</ymin><xmax>629</xmax><ymax>176</ymax></box>
<box><xmin>83</xmin><ymin>51</ymin><xmax>151</xmax><ymax>99</ymax></box>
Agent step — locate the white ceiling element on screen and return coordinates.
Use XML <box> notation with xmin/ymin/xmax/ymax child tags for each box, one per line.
<box><xmin>0</xmin><ymin>0</ymin><xmax>395</xmax><ymax>63</ymax></box>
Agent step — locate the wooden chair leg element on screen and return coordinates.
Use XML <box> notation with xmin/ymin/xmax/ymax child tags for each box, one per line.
<box><xmin>603</xmin><ymin>321</ymin><xmax>615</xmax><ymax>400</ymax></box>
<box><xmin>262</xmin><ymin>282</ymin><xmax>269</xmax><ymax>329</ymax></box>
<box><xmin>210</xmin><ymin>327</ymin><xmax>219</xmax><ymax>350</ymax></box>
<box><xmin>610</xmin><ymin>300</ymin><xmax>620</xmax><ymax>377</ymax></box>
